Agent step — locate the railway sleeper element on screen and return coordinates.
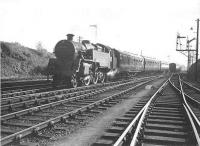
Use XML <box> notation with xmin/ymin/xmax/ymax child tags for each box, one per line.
<box><xmin>115</xmin><ymin>117</ymin><xmax>133</xmax><ymax>122</ymax></box>
<box><xmin>2</xmin><ymin>121</ymin><xmax>35</xmax><ymax>128</ymax></box>
<box><xmin>101</xmin><ymin>132</ymin><xmax>121</xmax><ymax>141</ymax></box>
<box><xmin>88</xmin><ymin>109</ymin><xmax>103</xmax><ymax>114</ymax></box>
<box><xmin>99</xmin><ymin>104</ymin><xmax>113</xmax><ymax>108</ymax></box>
<box><xmin>145</xmin><ymin>122</ymin><xmax>188</xmax><ymax>131</ymax></box>
<box><xmin>144</xmin><ymin>128</ymin><xmax>188</xmax><ymax>138</ymax></box>
<box><xmin>77</xmin><ymin>113</ymin><xmax>94</xmax><ymax>117</ymax></box>
<box><xmin>112</xmin><ymin>121</ymin><xmax>129</xmax><ymax>127</ymax></box>
<box><xmin>148</xmin><ymin>114</ymin><xmax>185</xmax><ymax>121</ymax></box>
<box><xmin>92</xmin><ymin>139</ymin><xmax>114</xmax><ymax>146</ymax></box>
<box><xmin>1</xmin><ymin>128</ymin><xmax>18</xmax><ymax>135</ymax></box>
<box><xmin>154</xmin><ymin>103</ymin><xmax>182</xmax><ymax>108</ymax></box>
<box><xmin>0</xmin><ymin>78</ymin><xmax>155</xmax><ymax>145</ymax></box>
<box><xmin>152</xmin><ymin>106</ymin><xmax>181</xmax><ymax>111</ymax></box>
<box><xmin>150</xmin><ymin>109</ymin><xmax>184</xmax><ymax>116</ymax></box>
<box><xmin>74</xmin><ymin>116</ymin><xmax>88</xmax><ymax>121</ymax></box>
<box><xmin>18</xmin><ymin>117</ymin><xmax>44</xmax><ymax>123</ymax></box>
<box><xmin>124</xmin><ymin>114</ymin><xmax>137</xmax><ymax>118</ymax></box>
<box><xmin>146</xmin><ymin>118</ymin><xmax>186</xmax><ymax>125</ymax></box>
<box><xmin>106</xmin><ymin>126</ymin><xmax>125</xmax><ymax>133</ymax></box>
<box><xmin>142</xmin><ymin>135</ymin><xmax>188</xmax><ymax>145</ymax></box>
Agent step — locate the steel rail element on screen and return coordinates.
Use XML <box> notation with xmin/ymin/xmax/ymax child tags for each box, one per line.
<box><xmin>178</xmin><ymin>77</ymin><xmax>200</xmax><ymax>145</ymax></box>
<box><xmin>113</xmin><ymin>76</ymin><xmax>169</xmax><ymax>146</ymax></box>
<box><xmin>181</xmin><ymin>80</ymin><xmax>200</xmax><ymax>92</ymax></box>
<box><xmin>180</xmin><ymin>79</ymin><xmax>200</xmax><ymax>105</ymax></box>
<box><xmin>169</xmin><ymin>79</ymin><xmax>200</xmax><ymax>127</ymax></box>
<box><xmin>1</xmin><ymin>75</ymin><xmax>147</xmax><ymax>101</ymax></box>
<box><xmin>184</xmin><ymin>92</ymin><xmax>200</xmax><ymax>105</ymax></box>
<box><xmin>130</xmin><ymin>78</ymin><xmax>169</xmax><ymax>146</ymax></box>
<box><xmin>1</xmin><ymin>76</ymin><xmax>157</xmax><ymax>121</ymax></box>
<box><xmin>1</xmin><ymin>77</ymin><xmax>126</xmax><ymax>104</ymax></box>
<box><xmin>1</xmin><ymin>75</ymin><xmax>154</xmax><ymax>96</ymax></box>
<box><xmin>1</xmin><ymin>78</ymin><xmax>51</xmax><ymax>86</ymax></box>
<box><xmin>183</xmin><ymin>104</ymin><xmax>200</xmax><ymax>145</ymax></box>
<box><xmin>1</xmin><ymin>85</ymin><xmax>57</xmax><ymax>98</ymax></box>
<box><xmin>1</xmin><ymin>76</ymin><xmax>155</xmax><ymax>106</ymax></box>
<box><xmin>1</xmin><ymin>88</ymin><xmax>97</xmax><ymax>113</ymax></box>
<box><xmin>0</xmin><ymin>77</ymin><xmax>143</xmax><ymax>107</ymax></box>
<box><xmin>1</xmin><ymin>74</ymin><xmax>136</xmax><ymax>93</ymax></box>
<box><xmin>0</xmin><ymin>77</ymin><xmax>157</xmax><ymax>145</ymax></box>
<box><xmin>1</xmin><ymin>79</ymin><xmax>140</xmax><ymax>114</ymax></box>
<box><xmin>128</xmin><ymin>75</ymin><xmax>199</xmax><ymax>146</ymax></box>
<box><xmin>2</xmin><ymin>82</ymin><xmax>52</xmax><ymax>91</ymax></box>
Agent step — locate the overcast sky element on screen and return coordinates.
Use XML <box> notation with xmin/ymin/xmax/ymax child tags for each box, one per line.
<box><xmin>1</xmin><ymin>0</ymin><xmax>200</xmax><ymax>66</ymax></box>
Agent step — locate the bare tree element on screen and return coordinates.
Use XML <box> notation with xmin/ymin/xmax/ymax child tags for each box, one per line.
<box><xmin>36</xmin><ymin>41</ymin><xmax>47</xmax><ymax>56</ymax></box>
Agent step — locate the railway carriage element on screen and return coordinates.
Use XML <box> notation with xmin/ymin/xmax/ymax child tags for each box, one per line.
<box><xmin>169</xmin><ymin>63</ymin><xmax>176</xmax><ymax>73</ymax></box>
<box><xmin>117</xmin><ymin>51</ymin><xmax>144</xmax><ymax>73</ymax></box>
<box><xmin>143</xmin><ymin>57</ymin><xmax>160</xmax><ymax>71</ymax></box>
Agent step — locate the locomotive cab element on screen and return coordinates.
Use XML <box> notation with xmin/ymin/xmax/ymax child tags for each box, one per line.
<box><xmin>82</xmin><ymin>40</ymin><xmax>113</xmax><ymax>83</ymax></box>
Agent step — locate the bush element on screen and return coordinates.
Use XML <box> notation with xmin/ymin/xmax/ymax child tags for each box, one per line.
<box><xmin>1</xmin><ymin>41</ymin><xmax>53</xmax><ymax>79</ymax></box>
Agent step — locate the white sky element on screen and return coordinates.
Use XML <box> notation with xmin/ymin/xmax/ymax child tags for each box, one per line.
<box><xmin>1</xmin><ymin>0</ymin><xmax>200</xmax><ymax>66</ymax></box>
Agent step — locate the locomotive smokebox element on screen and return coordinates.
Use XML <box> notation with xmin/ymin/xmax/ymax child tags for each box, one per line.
<box><xmin>54</xmin><ymin>37</ymin><xmax>83</xmax><ymax>77</ymax></box>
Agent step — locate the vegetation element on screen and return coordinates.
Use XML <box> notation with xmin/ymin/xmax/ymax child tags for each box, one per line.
<box><xmin>1</xmin><ymin>41</ymin><xmax>54</xmax><ymax>80</ymax></box>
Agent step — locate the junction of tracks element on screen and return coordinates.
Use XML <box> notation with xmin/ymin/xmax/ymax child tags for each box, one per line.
<box><xmin>0</xmin><ymin>74</ymin><xmax>200</xmax><ymax>146</ymax></box>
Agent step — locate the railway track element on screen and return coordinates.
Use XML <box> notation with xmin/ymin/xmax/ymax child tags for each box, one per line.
<box><xmin>92</xmin><ymin>74</ymin><xmax>200</xmax><ymax>146</ymax></box>
<box><xmin>1</xmin><ymin>80</ymin><xmax>52</xmax><ymax>95</ymax></box>
<box><xmin>0</xmin><ymin>75</ymin><xmax>160</xmax><ymax>145</ymax></box>
<box><xmin>1</xmin><ymin>76</ymin><xmax>150</xmax><ymax>116</ymax></box>
<box><xmin>1</xmin><ymin>74</ymin><xmax>140</xmax><ymax>98</ymax></box>
<box><xmin>1</xmin><ymin>75</ymin><xmax>153</xmax><ymax>107</ymax></box>
<box><xmin>181</xmin><ymin>80</ymin><xmax>200</xmax><ymax>103</ymax></box>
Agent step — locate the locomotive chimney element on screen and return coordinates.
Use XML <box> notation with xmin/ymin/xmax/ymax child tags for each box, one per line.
<box><xmin>66</xmin><ymin>34</ymin><xmax>74</xmax><ymax>41</ymax></box>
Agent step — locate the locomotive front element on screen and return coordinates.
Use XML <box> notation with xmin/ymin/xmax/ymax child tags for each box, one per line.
<box><xmin>49</xmin><ymin>34</ymin><xmax>84</xmax><ymax>84</ymax></box>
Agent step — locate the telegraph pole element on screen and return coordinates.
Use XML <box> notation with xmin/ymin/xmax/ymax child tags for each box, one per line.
<box><xmin>90</xmin><ymin>25</ymin><xmax>98</xmax><ymax>42</ymax></box>
<box><xmin>176</xmin><ymin>19</ymin><xmax>199</xmax><ymax>81</ymax></box>
<box><xmin>195</xmin><ymin>19</ymin><xmax>199</xmax><ymax>81</ymax></box>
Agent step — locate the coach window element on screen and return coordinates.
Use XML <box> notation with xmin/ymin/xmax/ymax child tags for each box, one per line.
<box><xmin>128</xmin><ymin>57</ymin><xmax>131</xmax><ymax>64</ymax></box>
<box><xmin>121</xmin><ymin>55</ymin><xmax>124</xmax><ymax>64</ymax></box>
<box><xmin>104</xmin><ymin>47</ymin><xmax>109</xmax><ymax>53</ymax></box>
<box><xmin>120</xmin><ymin>55</ymin><xmax>123</xmax><ymax>63</ymax></box>
<box><xmin>125</xmin><ymin>56</ymin><xmax>128</xmax><ymax>64</ymax></box>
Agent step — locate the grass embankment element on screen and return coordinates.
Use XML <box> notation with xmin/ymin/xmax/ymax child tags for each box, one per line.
<box><xmin>1</xmin><ymin>41</ymin><xmax>53</xmax><ymax>80</ymax></box>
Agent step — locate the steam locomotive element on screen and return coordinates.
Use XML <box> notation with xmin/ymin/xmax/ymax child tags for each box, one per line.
<box><xmin>47</xmin><ymin>34</ymin><xmax>169</xmax><ymax>87</ymax></box>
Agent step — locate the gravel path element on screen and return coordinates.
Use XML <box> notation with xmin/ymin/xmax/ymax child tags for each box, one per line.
<box><xmin>46</xmin><ymin>78</ymin><xmax>166</xmax><ymax>146</ymax></box>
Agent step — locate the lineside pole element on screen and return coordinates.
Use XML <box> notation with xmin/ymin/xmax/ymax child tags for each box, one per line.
<box><xmin>195</xmin><ymin>19</ymin><xmax>199</xmax><ymax>81</ymax></box>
